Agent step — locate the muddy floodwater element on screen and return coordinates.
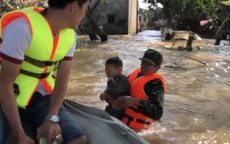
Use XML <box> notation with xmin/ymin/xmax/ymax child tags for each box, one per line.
<box><xmin>67</xmin><ymin>30</ymin><xmax>230</xmax><ymax>144</ymax></box>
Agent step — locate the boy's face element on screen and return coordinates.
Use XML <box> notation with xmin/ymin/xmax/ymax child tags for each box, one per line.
<box><xmin>105</xmin><ymin>64</ymin><xmax>122</xmax><ymax>78</ymax></box>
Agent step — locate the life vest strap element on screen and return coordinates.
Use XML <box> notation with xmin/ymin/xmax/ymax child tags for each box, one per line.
<box><xmin>123</xmin><ymin>114</ymin><xmax>151</xmax><ymax>125</ymax></box>
<box><xmin>24</xmin><ymin>55</ymin><xmax>58</xmax><ymax>68</ymax></box>
<box><xmin>129</xmin><ymin>106</ymin><xmax>141</xmax><ymax>113</ymax></box>
<box><xmin>20</xmin><ymin>69</ymin><xmax>50</xmax><ymax>79</ymax></box>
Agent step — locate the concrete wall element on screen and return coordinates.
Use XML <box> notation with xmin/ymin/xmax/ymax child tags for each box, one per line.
<box><xmin>128</xmin><ymin>0</ymin><xmax>138</xmax><ymax>35</ymax></box>
<box><xmin>92</xmin><ymin>0</ymin><xmax>129</xmax><ymax>34</ymax></box>
<box><xmin>90</xmin><ymin>0</ymin><xmax>138</xmax><ymax>35</ymax></box>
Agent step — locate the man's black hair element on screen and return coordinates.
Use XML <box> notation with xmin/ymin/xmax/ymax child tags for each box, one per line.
<box><xmin>48</xmin><ymin>0</ymin><xmax>88</xmax><ymax>9</ymax></box>
<box><xmin>105</xmin><ymin>56</ymin><xmax>123</xmax><ymax>68</ymax></box>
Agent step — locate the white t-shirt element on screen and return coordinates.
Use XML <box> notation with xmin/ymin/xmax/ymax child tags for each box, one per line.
<box><xmin>0</xmin><ymin>17</ymin><xmax>76</xmax><ymax>96</ymax></box>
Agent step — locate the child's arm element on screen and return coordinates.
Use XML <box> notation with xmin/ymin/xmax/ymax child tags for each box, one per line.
<box><xmin>107</xmin><ymin>75</ymin><xmax>130</xmax><ymax>98</ymax></box>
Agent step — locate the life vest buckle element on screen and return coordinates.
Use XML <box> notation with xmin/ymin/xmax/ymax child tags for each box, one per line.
<box><xmin>13</xmin><ymin>83</ymin><xmax>20</xmax><ymax>96</ymax></box>
<box><xmin>39</xmin><ymin>73</ymin><xmax>50</xmax><ymax>79</ymax></box>
<box><xmin>45</xmin><ymin>61</ymin><xmax>54</xmax><ymax>66</ymax></box>
<box><xmin>24</xmin><ymin>55</ymin><xmax>58</xmax><ymax>68</ymax></box>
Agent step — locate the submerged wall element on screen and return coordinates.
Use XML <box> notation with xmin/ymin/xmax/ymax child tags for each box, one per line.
<box><xmin>91</xmin><ymin>0</ymin><xmax>138</xmax><ymax>35</ymax></box>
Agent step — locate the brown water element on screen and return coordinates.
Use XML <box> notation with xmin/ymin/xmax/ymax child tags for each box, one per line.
<box><xmin>67</xmin><ymin>30</ymin><xmax>230</xmax><ymax>144</ymax></box>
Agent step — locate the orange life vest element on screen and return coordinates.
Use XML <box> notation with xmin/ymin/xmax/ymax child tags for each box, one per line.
<box><xmin>122</xmin><ymin>68</ymin><xmax>166</xmax><ymax>130</ymax></box>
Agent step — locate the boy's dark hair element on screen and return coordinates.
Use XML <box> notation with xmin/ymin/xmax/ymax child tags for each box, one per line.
<box><xmin>105</xmin><ymin>56</ymin><xmax>123</xmax><ymax>68</ymax></box>
<box><xmin>48</xmin><ymin>0</ymin><xmax>88</xmax><ymax>9</ymax></box>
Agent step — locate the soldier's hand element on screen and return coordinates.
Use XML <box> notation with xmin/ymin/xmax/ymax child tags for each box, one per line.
<box><xmin>113</xmin><ymin>96</ymin><xmax>140</xmax><ymax>109</ymax></box>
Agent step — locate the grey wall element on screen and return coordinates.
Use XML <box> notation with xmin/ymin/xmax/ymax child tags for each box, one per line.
<box><xmin>93</xmin><ymin>0</ymin><xmax>128</xmax><ymax>24</ymax></box>
<box><xmin>91</xmin><ymin>0</ymin><xmax>129</xmax><ymax>34</ymax></box>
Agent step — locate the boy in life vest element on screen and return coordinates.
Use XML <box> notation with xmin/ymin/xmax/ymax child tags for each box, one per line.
<box><xmin>113</xmin><ymin>49</ymin><xmax>166</xmax><ymax>131</ymax></box>
<box><xmin>0</xmin><ymin>0</ymin><xmax>89</xmax><ymax>143</ymax></box>
<box><xmin>99</xmin><ymin>56</ymin><xmax>130</xmax><ymax>120</ymax></box>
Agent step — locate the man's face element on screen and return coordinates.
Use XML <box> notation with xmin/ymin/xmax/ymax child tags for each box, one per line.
<box><xmin>76</xmin><ymin>0</ymin><xmax>89</xmax><ymax>25</ymax></box>
<box><xmin>140</xmin><ymin>61</ymin><xmax>160</xmax><ymax>75</ymax></box>
<box><xmin>105</xmin><ymin>64</ymin><xmax>122</xmax><ymax>78</ymax></box>
<box><xmin>69</xmin><ymin>0</ymin><xmax>90</xmax><ymax>28</ymax></box>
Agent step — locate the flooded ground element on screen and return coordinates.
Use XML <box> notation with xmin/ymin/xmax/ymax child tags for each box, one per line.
<box><xmin>67</xmin><ymin>30</ymin><xmax>230</xmax><ymax>144</ymax></box>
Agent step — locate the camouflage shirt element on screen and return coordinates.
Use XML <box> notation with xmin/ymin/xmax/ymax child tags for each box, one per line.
<box><xmin>135</xmin><ymin>73</ymin><xmax>164</xmax><ymax>121</ymax></box>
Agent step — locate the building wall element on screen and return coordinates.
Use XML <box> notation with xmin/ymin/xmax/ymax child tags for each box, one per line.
<box><xmin>91</xmin><ymin>0</ymin><xmax>129</xmax><ymax>34</ymax></box>
<box><xmin>128</xmin><ymin>0</ymin><xmax>138</xmax><ymax>35</ymax></box>
<box><xmin>94</xmin><ymin>0</ymin><xmax>129</xmax><ymax>23</ymax></box>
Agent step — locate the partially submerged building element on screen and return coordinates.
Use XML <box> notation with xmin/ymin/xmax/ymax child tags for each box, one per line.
<box><xmin>90</xmin><ymin>0</ymin><xmax>138</xmax><ymax>35</ymax></box>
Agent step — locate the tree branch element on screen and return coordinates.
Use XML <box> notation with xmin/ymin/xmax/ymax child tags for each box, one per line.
<box><xmin>90</xmin><ymin>0</ymin><xmax>101</xmax><ymax>15</ymax></box>
<box><xmin>5</xmin><ymin>1</ymin><xmax>14</xmax><ymax>10</ymax></box>
<box><xmin>87</xmin><ymin>5</ymin><xmax>91</xmax><ymax>14</ymax></box>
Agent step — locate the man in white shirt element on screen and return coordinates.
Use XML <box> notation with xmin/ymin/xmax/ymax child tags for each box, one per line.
<box><xmin>0</xmin><ymin>0</ymin><xmax>89</xmax><ymax>144</ymax></box>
